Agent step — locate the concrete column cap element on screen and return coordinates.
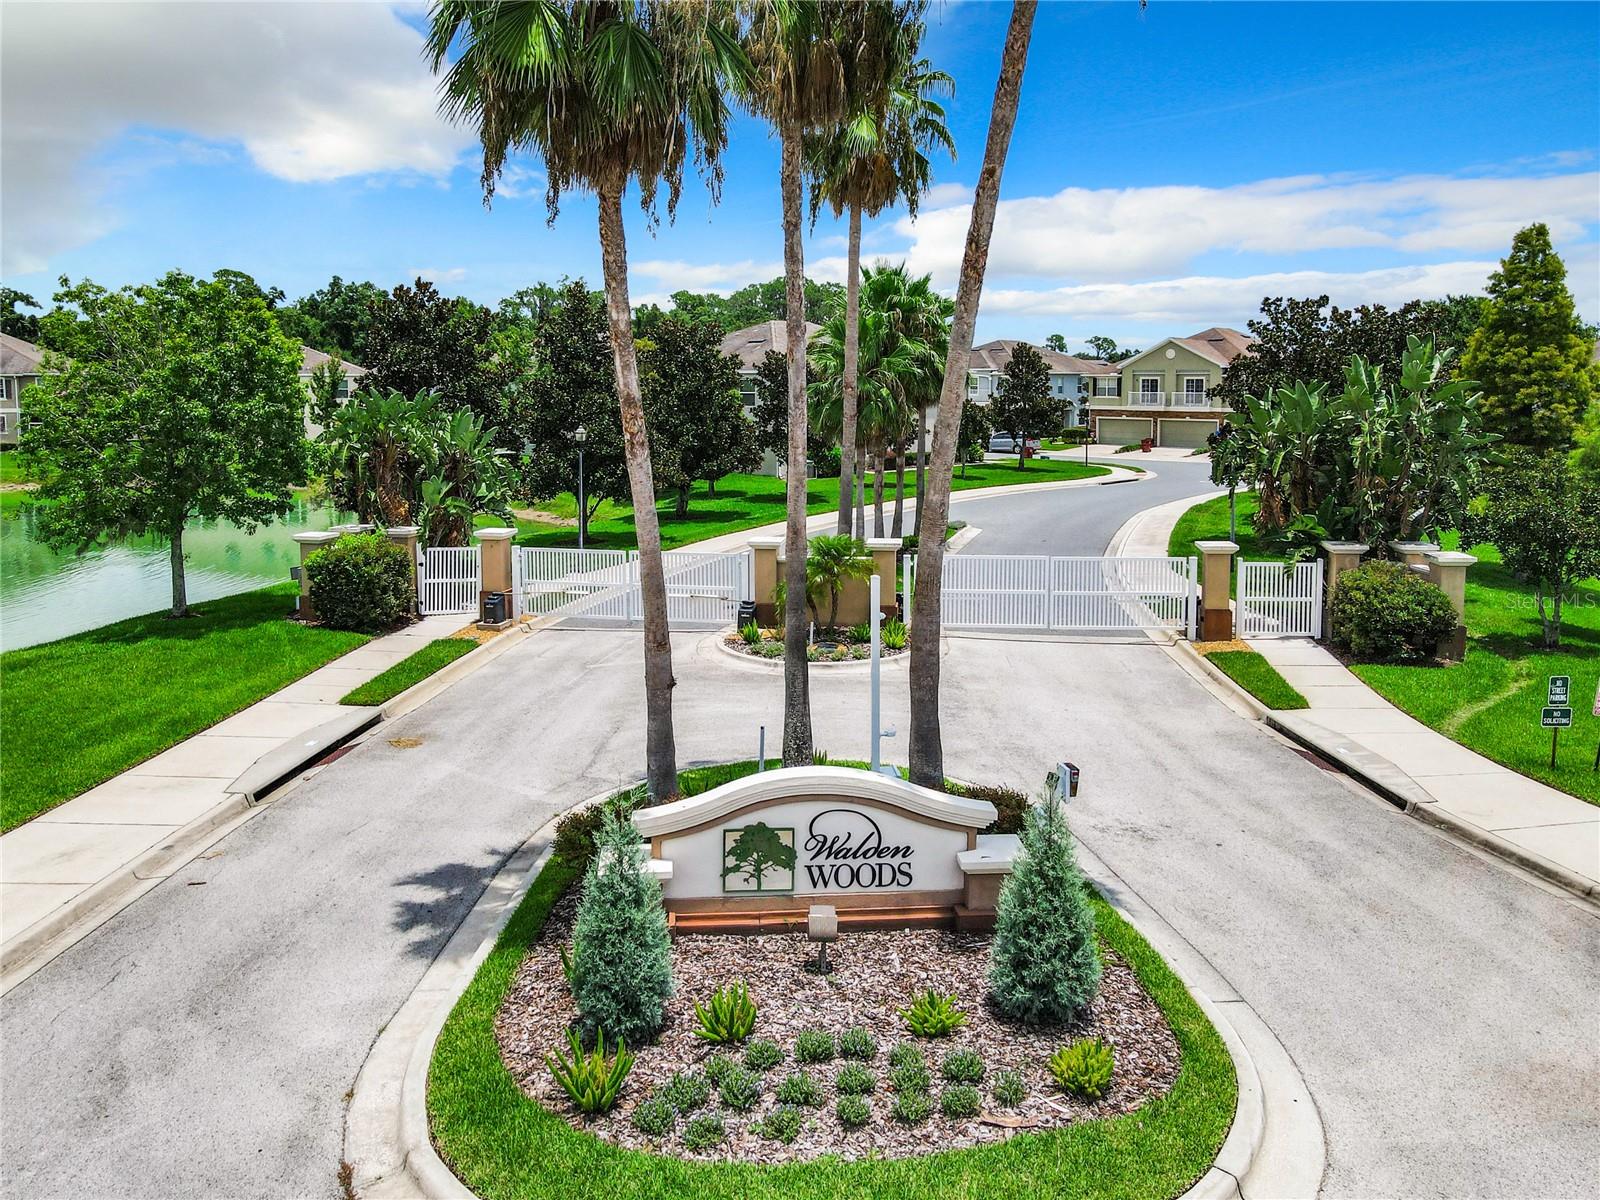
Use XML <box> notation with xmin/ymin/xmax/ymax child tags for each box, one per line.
<box><xmin>747</xmin><ymin>535</ymin><xmax>783</xmax><ymax>550</ymax></box>
<box><xmin>1423</xmin><ymin>550</ymin><xmax>1477</xmax><ymax>566</ymax></box>
<box><xmin>1389</xmin><ymin>538</ymin><xmax>1440</xmax><ymax>552</ymax></box>
<box><xmin>384</xmin><ymin>525</ymin><xmax>420</xmax><ymax>537</ymax></box>
<box><xmin>472</xmin><ymin>527</ymin><xmax>518</xmax><ymax>541</ymax></box>
<box><xmin>1194</xmin><ymin>539</ymin><xmax>1240</xmax><ymax>555</ymax></box>
<box><xmin>330</xmin><ymin>523</ymin><xmax>375</xmax><ymax>534</ymax></box>
<box><xmin>1320</xmin><ymin>540</ymin><xmax>1369</xmax><ymax>553</ymax></box>
<box><xmin>864</xmin><ymin>537</ymin><xmax>902</xmax><ymax>551</ymax></box>
<box><xmin>292</xmin><ymin>530</ymin><xmax>340</xmax><ymax>545</ymax></box>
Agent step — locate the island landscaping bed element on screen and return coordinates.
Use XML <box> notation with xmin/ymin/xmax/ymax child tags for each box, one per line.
<box><xmin>723</xmin><ymin>624</ymin><xmax>906</xmax><ymax>663</ymax></box>
<box><xmin>496</xmin><ymin>891</ymin><xmax>1179</xmax><ymax>1164</ymax></box>
<box><xmin>427</xmin><ymin>764</ymin><xmax>1238</xmax><ymax>1200</ymax></box>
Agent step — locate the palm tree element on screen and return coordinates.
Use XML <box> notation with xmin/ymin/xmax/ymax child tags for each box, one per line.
<box><xmin>742</xmin><ymin>1</ymin><xmax>856</xmax><ymax>766</ymax></box>
<box><xmin>427</xmin><ymin>0</ymin><xmax>746</xmax><ymax>802</ymax></box>
<box><xmin>805</xmin><ymin>533</ymin><xmax>874</xmax><ymax>630</ymax></box>
<box><xmin>908</xmin><ymin>2</ymin><xmax>1037</xmax><ymax>789</ymax></box>
<box><xmin>806</xmin><ymin>2</ymin><xmax>951</xmax><ymax>539</ymax></box>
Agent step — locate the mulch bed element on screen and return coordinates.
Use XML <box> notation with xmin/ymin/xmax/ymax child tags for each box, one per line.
<box><xmin>495</xmin><ymin>890</ymin><xmax>1181</xmax><ymax>1165</ymax></box>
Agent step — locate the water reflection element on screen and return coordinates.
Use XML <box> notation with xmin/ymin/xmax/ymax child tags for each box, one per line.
<box><xmin>0</xmin><ymin>496</ymin><xmax>353</xmax><ymax>651</ymax></box>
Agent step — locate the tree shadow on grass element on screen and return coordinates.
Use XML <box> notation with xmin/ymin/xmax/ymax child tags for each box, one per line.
<box><xmin>391</xmin><ymin>847</ymin><xmax>518</xmax><ymax>959</ymax></box>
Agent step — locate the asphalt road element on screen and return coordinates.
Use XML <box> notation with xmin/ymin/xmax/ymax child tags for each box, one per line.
<box><xmin>957</xmin><ymin>454</ymin><xmax>1217</xmax><ymax>555</ymax></box>
<box><xmin>4</xmin><ymin>481</ymin><xmax>1598</xmax><ymax>1199</ymax></box>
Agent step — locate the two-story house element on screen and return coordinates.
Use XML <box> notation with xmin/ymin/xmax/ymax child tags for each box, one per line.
<box><xmin>718</xmin><ymin>319</ymin><xmax>822</xmax><ymax>476</ymax></box>
<box><xmin>1088</xmin><ymin>326</ymin><xmax>1254</xmax><ymax>449</ymax></box>
<box><xmin>0</xmin><ymin>334</ymin><xmax>47</xmax><ymax>448</ymax></box>
<box><xmin>300</xmin><ymin>346</ymin><xmax>368</xmax><ymax>436</ymax></box>
<box><xmin>966</xmin><ymin>340</ymin><xmax>1108</xmax><ymax>427</ymax></box>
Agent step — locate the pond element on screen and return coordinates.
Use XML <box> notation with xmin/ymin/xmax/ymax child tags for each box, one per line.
<box><xmin>0</xmin><ymin>493</ymin><xmax>353</xmax><ymax>652</ymax></box>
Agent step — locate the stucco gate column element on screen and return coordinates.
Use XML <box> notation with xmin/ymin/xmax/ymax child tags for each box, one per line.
<box><xmin>1319</xmin><ymin>540</ymin><xmax>1369</xmax><ymax>641</ymax></box>
<box><xmin>865</xmin><ymin>537</ymin><xmax>902</xmax><ymax>618</ymax></box>
<box><xmin>1195</xmin><ymin>539</ymin><xmax>1238</xmax><ymax>641</ymax></box>
<box><xmin>1423</xmin><ymin>549</ymin><xmax>1476</xmax><ymax>662</ymax></box>
<box><xmin>384</xmin><ymin>525</ymin><xmax>421</xmax><ymax>615</ymax></box>
<box><xmin>291</xmin><ymin>530</ymin><xmax>340</xmax><ymax>622</ymax></box>
<box><xmin>473</xmin><ymin>527</ymin><xmax>516</xmax><ymax>629</ymax></box>
<box><xmin>749</xmin><ymin>535</ymin><xmax>782</xmax><ymax>625</ymax></box>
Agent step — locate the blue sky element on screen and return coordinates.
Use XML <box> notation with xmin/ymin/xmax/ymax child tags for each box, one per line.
<box><xmin>3</xmin><ymin>1</ymin><xmax>1596</xmax><ymax>353</ymax></box>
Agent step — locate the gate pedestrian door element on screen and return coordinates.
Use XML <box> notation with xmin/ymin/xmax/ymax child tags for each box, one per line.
<box><xmin>1237</xmin><ymin>559</ymin><xmax>1324</xmax><ymax>638</ymax></box>
<box><xmin>419</xmin><ymin>546</ymin><xmax>481</xmax><ymax>615</ymax></box>
<box><xmin>922</xmin><ymin>554</ymin><xmax>1197</xmax><ymax>636</ymax></box>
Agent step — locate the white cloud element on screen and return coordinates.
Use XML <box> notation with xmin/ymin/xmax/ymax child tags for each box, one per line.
<box><xmin>632</xmin><ymin>259</ymin><xmax>784</xmax><ymax>292</ymax></box>
<box><xmin>896</xmin><ymin>170</ymin><xmax>1600</xmax><ymax>285</ymax></box>
<box><xmin>980</xmin><ymin>261</ymin><xmax>1504</xmax><ymax>326</ymax></box>
<box><xmin>0</xmin><ymin>1</ymin><xmax>474</xmax><ymax>273</ymax></box>
<box><xmin>413</xmin><ymin>266</ymin><xmax>469</xmax><ymax>284</ymax></box>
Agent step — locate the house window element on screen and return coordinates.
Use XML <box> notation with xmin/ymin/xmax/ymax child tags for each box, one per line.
<box><xmin>739</xmin><ymin>377</ymin><xmax>758</xmax><ymax>408</ymax></box>
<box><xmin>0</xmin><ymin>378</ymin><xmax>9</xmax><ymax>401</ymax></box>
<box><xmin>1136</xmin><ymin>376</ymin><xmax>1162</xmax><ymax>404</ymax></box>
<box><xmin>0</xmin><ymin>413</ymin><xmax>8</xmax><ymax>433</ymax></box>
<box><xmin>1094</xmin><ymin>377</ymin><xmax>1119</xmax><ymax>397</ymax></box>
<box><xmin>1180</xmin><ymin>376</ymin><xmax>1208</xmax><ymax>404</ymax></box>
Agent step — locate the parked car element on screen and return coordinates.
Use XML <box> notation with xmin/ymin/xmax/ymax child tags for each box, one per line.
<box><xmin>987</xmin><ymin>434</ymin><xmax>1041</xmax><ymax>454</ymax></box>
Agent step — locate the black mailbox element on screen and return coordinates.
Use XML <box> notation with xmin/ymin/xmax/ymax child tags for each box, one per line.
<box><xmin>737</xmin><ymin>600</ymin><xmax>757</xmax><ymax>626</ymax></box>
<box><xmin>481</xmin><ymin>591</ymin><xmax>508</xmax><ymax>625</ymax></box>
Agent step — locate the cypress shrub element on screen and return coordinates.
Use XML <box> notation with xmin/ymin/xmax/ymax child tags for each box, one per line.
<box><xmin>569</xmin><ymin>810</ymin><xmax>672</xmax><ymax>1045</ymax></box>
<box><xmin>987</xmin><ymin>795</ymin><xmax>1101</xmax><ymax>1024</ymax></box>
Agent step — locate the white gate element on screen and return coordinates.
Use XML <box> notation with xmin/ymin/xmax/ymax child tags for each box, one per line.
<box><xmin>931</xmin><ymin>553</ymin><xmax>1197</xmax><ymax>635</ymax></box>
<box><xmin>514</xmin><ymin>546</ymin><xmax>750</xmax><ymax>628</ymax></box>
<box><xmin>419</xmin><ymin>546</ymin><xmax>480</xmax><ymax>615</ymax></box>
<box><xmin>1237</xmin><ymin>558</ymin><xmax>1324</xmax><ymax>639</ymax></box>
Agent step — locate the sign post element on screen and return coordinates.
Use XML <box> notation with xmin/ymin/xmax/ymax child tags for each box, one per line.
<box><xmin>1544</xmin><ymin>676</ymin><xmax>1573</xmax><ymax>768</ymax></box>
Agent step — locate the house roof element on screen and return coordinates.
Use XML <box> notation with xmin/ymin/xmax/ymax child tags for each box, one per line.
<box><xmin>968</xmin><ymin>339</ymin><xmax>1114</xmax><ymax>376</ymax></box>
<box><xmin>719</xmin><ymin>320</ymin><xmax>823</xmax><ymax>371</ymax></box>
<box><xmin>300</xmin><ymin>345</ymin><xmax>367</xmax><ymax>376</ymax></box>
<box><xmin>0</xmin><ymin>333</ymin><xmax>47</xmax><ymax>376</ymax></box>
<box><xmin>1168</xmin><ymin>327</ymin><xmax>1255</xmax><ymax>367</ymax></box>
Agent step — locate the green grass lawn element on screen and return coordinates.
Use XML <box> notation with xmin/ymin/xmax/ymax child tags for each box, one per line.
<box><xmin>0</xmin><ymin>450</ymin><xmax>26</xmax><ymax>487</ymax></box>
<box><xmin>1352</xmin><ymin>541</ymin><xmax>1600</xmax><ymax>805</ymax></box>
<box><xmin>486</xmin><ymin>460</ymin><xmax>1109</xmax><ymax>551</ymax></box>
<box><xmin>1167</xmin><ymin>491</ymin><xmax>1281</xmax><ymax>597</ymax></box>
<box><xmin>340</xmin><ymin>637</ymin><xmax>476</xmax><ymax>706</ymax></box>
<box><xmin>428</xmin><ymin>766</ymin><xmax>1236</xmax><ymax>1200</ymax></box>
<box><xmin>1203</xmin><ymin>649</ymin><xmax>1309</xmax><ymax>710</ymax></box>
<box><xmin>0</xmin><ymin>582</ymin><xmax>368</xmax><ymax>830</ymax></box>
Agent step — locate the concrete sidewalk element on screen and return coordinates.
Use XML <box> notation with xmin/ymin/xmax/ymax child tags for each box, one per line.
<box><xmin>1254</xmin><ymin>637</ymin><xmax>1600</xmax><ymax>895</ymax></box>
<box><xmin>0</xmin><ymin>612</ymin><xmax>470</xmax><ymax>982</ymax></box>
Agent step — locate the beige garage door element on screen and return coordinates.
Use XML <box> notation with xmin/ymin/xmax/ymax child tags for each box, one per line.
<box><xmin>1158</xmin><ymin>419</ymin><xmax>1217</xmax><ymax>449</ymax></box>
<box><xmin>1098</xmin><ymin>417</ymin><xmax>1153</xmax><ymax>445</ymax></box>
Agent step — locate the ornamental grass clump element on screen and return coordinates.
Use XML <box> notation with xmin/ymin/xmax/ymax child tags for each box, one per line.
<box><xmin>900</xmin><ymin>989</ymin><xmax>967</xmax><ymax>1037</ymax></box>
<box><xmin>717</xmin><ymin>1065</ymin><xmax>763</xmax><ymax>1112</ymax></box>
<box><xmin>545</xmin><ymin>1028</ymin><xmax>633</xmax><ymax>1115</ymax></box>
<box><xmin>1049</xmin><ymin>1037</ymin><xmax>1116</xmax><ymax>1100</ymax></box>
<box><xmin>693</xmin><ymin>982</ymin><xmax>758</xmax><ymax>1044</ymax></box>
<box><xmin>756</xmin><ymin>1105</ymin><xmax>804</xmax><ymax>1143</ymax></box>
<box><xmin>891</xmin><ymin>1088</ymin><xmax>934</xmax><ymax>1124</ymax></box>
<box><xmin>835</xmin><ymin>1063</ymin><xmax>876</xmax><ymax>1095</ymax></box>
<box><xmin>836</xmin><ymin>1093</ymin><xmax>872</xmax><ymax>1129</ymax></box>
<box><xmin>775</xmin><ymin>1070</ymin><xmax>824</xmax><ymax>1107</ymax></box>
<box><xmin>743</xmin><ymin>1037</ymin><xmax>784</xmax><ymax>1071</ymax></box>
<box><xmin>794</xmin><ymin>1029</ymin><xmax>836</xmax><ymax>1063</ymax></box>
<box><xmin>569</xmin><ymin>811</ymin><xmax>672</xmax><ymax>1045</ymax></box>
<box><xmin>681</xmin><ymin>1113</ymin><xmax>726</xmax><ymax>1152</ymax></box>
<box><xmin>992</xmin><ymin>1069</ymin><xmax>1027</xmax><ymax>1108</ymax></box>
<box><xmin>988</xmin><ymin>795</ymin><xmax>1102</xmax><ymax>1024</ymax></box>
<box><xmin>940</xmin><ymin>1084</ymin><xmax>982</xmax><ymax>1118</ymax></box>
<box><xmin>702</xmin><ymin>1053</ymin><xmax>736</xmax><ymax>1087</ymax></box>
<box><xmin>838</xmin><ymin>1027</ymin><xmax>877</xmax><ymax>1059</ymax></box>
<box><xmin>661</xmin><ymin>1070</ymin><xmax>711</xmax><ymax>1114</ymax></box>
<box><xmin>941</xmin><ymin>1048</ymin><xmax>985</xmax><ymax>1084</ymax></box>
<box><xmin>631</xmin><ymin>1095</ymin><xmax>675</xmax><ymax>1138</ymax></box>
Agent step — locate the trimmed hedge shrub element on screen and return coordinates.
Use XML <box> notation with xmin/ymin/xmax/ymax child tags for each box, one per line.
<box><xmin>959</xmin><ymin>783</ymin><xmax>1031</xmax><ymax>834</ymax></box>
<box><xmin>304</xmin><ymin>533</ymin><xmax>414</xmax><ymax>633</ymax></box>
<box><xmin>1328</xmin><ymin>559</ymin><xmax>1458</xmax><ymax>664</ymax></box>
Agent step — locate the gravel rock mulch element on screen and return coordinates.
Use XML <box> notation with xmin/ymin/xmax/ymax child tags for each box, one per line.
<box><xmin>495</xmin><ymin>891</ymin><xmax>1181</xmax><ymax>1165</ymax></box>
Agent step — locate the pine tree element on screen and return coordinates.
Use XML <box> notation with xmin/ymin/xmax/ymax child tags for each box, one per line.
<box><xmin>987</xmin><ymin>795</ymin><xmax>1101</xmax><ymax>1025</ymax></box>
<box><xmin>569</xmin><ymin>810</ymin><xmax>673</xmax><ymax>1045</ymax></box>
<box><xmin>1461</xmin><ymin>223</ymin><xmax>1600</xmax><ymax>452</ymax></box>
<box><xmin>989</xmin><ymin>344</ymin><xmax>1059</xmax><ymax>469</ymax></box>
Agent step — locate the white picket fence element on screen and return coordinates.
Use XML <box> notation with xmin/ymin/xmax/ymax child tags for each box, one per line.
<box><xmin>513</xmin><ymin>546</ymin><xmax>750</xmax><ymax>628</ymax></box>
<box><xmin>1237</xmin><ymin>558</ymin><xmax>1324</xmax><ymax>639</ymax></box>
<box><xmin>923</xmin><ymin>553</ymin><xmax>1197</xmax><ymax>635</ymax></box>
<box><xmin>419</xmin><ymin>546</ymin><xmax>480</xmax><ymax>615</ymax></box>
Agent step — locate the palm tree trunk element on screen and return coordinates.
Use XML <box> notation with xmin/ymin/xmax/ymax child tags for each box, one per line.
<box><xmin>914</xmin><ymin>411</ymin><xmax>927</xmax><ymax>541</ymax></box>
<box><xmin>908</xmin><ymin>1</ymin><xmax>1037</xmax><ymax>788</ymax></box>
<box><xmin>598</xmin><ymin>183</ymin><xmax>678</xmax><ymax>802</ymax></box>
<box><xmin>892</xmin><ymin>450</ymin><xmax>906</xmax><ymax>539</ymax></box>
<box><xmin>778</xmin><ymin>119</ymin><xmax>813</xmax><ymax>766</ymax></box>
<box><xmin>873</xmin><ymin>445</ymin><xmax>885</xmax><ymax>538</ymax></box>
<box><xmin>168</xmin><ymin>526</ymin><xmax>188</xmax><ymax>618</ymax></box>
<box><xmin>836</xmin><ymin>204</ymin><xmax>862</xmax><ymax>535</ymax></box>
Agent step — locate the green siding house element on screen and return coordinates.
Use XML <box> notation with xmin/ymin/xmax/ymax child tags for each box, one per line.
<box><xmin>1089</xmin><ymin>326</ymin><xmax>1254</xmax><ymax>449</ymax></box>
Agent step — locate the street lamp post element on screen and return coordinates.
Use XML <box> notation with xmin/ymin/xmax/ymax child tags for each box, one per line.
<box><xmin>574</xmin><ymin>425</ymin><xmax>588</xmax><ymax>550</ymax></box>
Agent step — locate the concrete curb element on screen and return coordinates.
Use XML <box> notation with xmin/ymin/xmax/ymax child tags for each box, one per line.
<box><xmin>1263</xmin><ymin>712</ymin><xmax>1600</xmax><ymax>904</ymax></box>
<box><xmin>343</xmin><ymin>785</ymin><xmax>1323</xmax><ymax>1200</ymax></box>
<box><xmin>1164</xmin><ymin>639</ymin><xmax>1270</xmax><ymax>723</ymax></box>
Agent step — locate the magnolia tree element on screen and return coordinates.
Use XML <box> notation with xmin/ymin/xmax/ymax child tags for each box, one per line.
<box><xmin>22</xmin><ymin>272</ymin><xmax>306</xmax><ymax>617</ymax></box>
